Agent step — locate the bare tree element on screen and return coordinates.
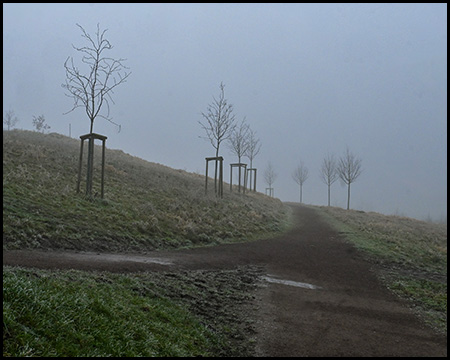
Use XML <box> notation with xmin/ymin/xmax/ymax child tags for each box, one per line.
<box><xmin>199</xmin><ymin>82</ymin><xmax>236</xmax><ymax>190</ymax></box>
<box><xmin>3</xmin><ymin>109</ymin><xmax>19</xmax><ymax>131</ymax></box>
<box><xmin>62</xmin><ymin>23</ymin><xmax>131</xmax><ymax>134</ymax></box>
<box><xmin>337</xmin><ymin>147</ymin><xmax>362</xmax><ymax>210</ymax></box>
<box><xmin>228</xmin><ymin>117</ymin><xmax>250</xmax><ymax>163</ymax></box>
<box><xmin>228</xmin><ymin>118</ymin><xmax>250</xmax><ymax>192</ymax></box>
<box><xmin>319</xmin><ymin>153</ymin><xmax>338</xmax><ymax>206</ymax></box>
<box><xmin>264</xmin><ymin>161</ymin><xmax>277</xmax><ymax>196</ymax></box>
<box><xmin>245</xmin><ymin>126</ymin><xmax>261</xmax><ymax>191</ymax></box>
<box><xmin>246</xmin><ymin>127</ymin><xmax>261</xmax><ymax>167</ymax></box>
<box><xmin>32</xmin><ymin>115</ymin><xmax>51</xmax><ymax>133</ymax></box>
<box><xmin>292</xmin><ymin>162</ymin><xmax>309</xmax><ymax>203</ymax></box>
<box><xmin>199</xmin><ymin>82</ymin><xmax>236</xmax><ymax>157</ymax></box>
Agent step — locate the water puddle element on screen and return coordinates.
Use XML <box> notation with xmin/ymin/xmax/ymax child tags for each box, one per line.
<box><xmin>119</xmin><ymin>256</ymin><xmax>173</xmax><ymax>265</ymax></box>
<box><xmin>66</xmin><ymin>252</ymin><xmax>173</xmax><ymax>265</ymax></box>
<box><xmin>262</xmin><ymin>275</ymin><xmax>322</xmax><ymax>290</ymax></box>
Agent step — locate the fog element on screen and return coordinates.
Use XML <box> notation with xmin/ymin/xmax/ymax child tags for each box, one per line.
<box><xmin>3</xmin><ymin>3</ymin><xmax>447</xmax><ymax>222</ymax></box>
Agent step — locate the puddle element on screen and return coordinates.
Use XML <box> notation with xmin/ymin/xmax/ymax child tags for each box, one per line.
<box><xmin>119</xmin><ymin>256</ymin><xmax>173</xmax><ymax>265</ymax></box>
<box><xmin>262</xmin><ymin>275</ymin><xmax>322</xmax><ymax>290</ymax></box>
<box><xmin>66</xmin><ymin>252</ymin><xmax>173</xmax><ymax>265</ymax></box>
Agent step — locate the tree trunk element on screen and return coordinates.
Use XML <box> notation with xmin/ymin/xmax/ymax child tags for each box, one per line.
<box><xmin>214</xmin><ymin>147</ymin><xmax>219</xmax><ymax>194</ymax></box>
<box><xmin>347</xmin><ymin>183</ymin><xmax>351</xmax><ymax>210</ymax></box>
<box><xmin>249</xmin><ymin>158</ymin><xmax>253</xmax><ymax>191</ymax></box>
<box><xmin>328</xmin><ymin>184</ymin><xmax>331</xmax><ymax>206</ymax></box>
<box><xmin>238</xmin><ymin>154</ymin><xmax>241</xmax><ymax>193</ymax></box>
<box><xmin>86</xmin><ymin>137</ymin><xmax>94</xmax><ymax>197</ymax></box>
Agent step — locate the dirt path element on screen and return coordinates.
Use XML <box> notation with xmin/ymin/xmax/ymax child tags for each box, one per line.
<box><xmin>3</xmin><ymin>204</ymin><xmax>447</xmax><ymax>356</ymax></box>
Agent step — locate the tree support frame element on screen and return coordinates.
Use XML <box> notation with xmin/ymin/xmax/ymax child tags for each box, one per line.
<box><xmin>205</xmin><ymin>156</ymin><xmax>224</xmax><ymax>198</ymax></box>
<box><xmin>230</xmin><ymin>163</ymin><xmax>247</xmax><ymax>194</ymax></box>
<box><xmin>246</xmin><ymin>168</ymin><xmax>257</xmax><ymax>192</ymax></box>
<box><xmin>76</xmin><ymin>133</ymin><xmax>107</xmax><ymax>198</ymax></box>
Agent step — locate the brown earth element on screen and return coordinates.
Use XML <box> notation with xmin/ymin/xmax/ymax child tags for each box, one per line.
<box><xmin>3</xmin><ymin>204</ymin><xmax>447</xmax><ymax>357</ymax></box>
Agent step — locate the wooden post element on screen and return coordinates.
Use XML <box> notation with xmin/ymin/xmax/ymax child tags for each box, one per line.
<box><xmin>243</xmin><ymin>165</ymin><xmax>247</xmax><ymax>194</ymax></box>
<box><xmin>86</xmin><ymin>137</ymin><xmax>94</xmax><ymax>196</ymax></box>
<box><xmin>238</xmin><ymin>164</ymin><xmax>241</xmax><ymax>193</ymax></box>
<box><xmin>242</xmin><ymin>164</ymin><xmax>247</xmax><ymax>194</ymax></box>
<box><xmin>205</xmin><ymin>160</ymin><xmax>209</xmax><ymax>195</ymax></box>
<box><xmin>230</xmin><ymin>164</ymin><xmax>233</xmax><ymax>192</ymax></box>
<box><xmin>216</xmin><ymin>160</ymin><xmax>219</xmax><ymax>196</ymax></box>
<box><xmin>101</xmin><ymin>138</ymin><xmax>106</xmax><ymax>199</ymax></box>
<box><xmin>220</xmin><ymin>157</ymin><xmax>223</xmax><ymax>198</ymax></box>
<box><xmin>76</xmin><ymin>138</ymin><xmax>84</xmax><ymax>193</ymax></box>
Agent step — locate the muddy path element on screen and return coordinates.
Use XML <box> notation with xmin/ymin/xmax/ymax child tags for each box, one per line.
<box><xmin>3</xmin><ymin>204</ymin><xmax>447</xmax><ymax>356</ymax></box>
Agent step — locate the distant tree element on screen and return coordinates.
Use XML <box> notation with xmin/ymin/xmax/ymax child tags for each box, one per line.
<box><xmin>337</xmin><ymin>147</ymin><xmax>362</xmax><ymax>210</ymax></box>
<box><xmin>32</xmin><ymin>115</ymin><xmax>51</xmax><ymax>133</ymax></box>
<box><xmin>62</xmin><ymin>23</ymin><xmax>131</xmax><ymax>134</ymax></box>
<box><xmin>245</xmin><ymin>126</ymin><xmax>261</xmax><ymax>191</ymax></box>
<box><xmin>3</xmin><ymin>109</ymin><xmax>19</xmax><ymax>131</ymax></box>
<box><xmin>199</xmin><ymin>82</ymin><xmax>236</xmax><ymax>191</ymax></box>
<box><xmin>246</xmin><ymin>127</ymin><xmax>261</xmax><ymax>168</ymax></box>
<box><xmin>319</xmin><ymin>153</ymin><xmax>338</xmax><ymax>206</ymax></box>
<box><xmin>292</xmin><ymin>162</ymin><xmax>309</xmax><ymax>203</ymax></box>
<box><xmin>264</xmin><ymin>162</ymin><xmax>277</xmax><ymax>196</ymax></box>
<box><xmin>228</xmin><ymin>118</ymin><xmax>250</xmax><ymax>192</ymax></box>
<box><xmin>228</xmin><ymin>117</ymin><xmax>250</xmax><ymax>163</ymax></box>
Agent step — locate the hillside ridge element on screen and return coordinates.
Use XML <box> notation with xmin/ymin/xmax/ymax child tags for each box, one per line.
<box><xmin>3</xmin><ymin>129</ymin><xmax>290</xmax><ymax>252</ymax></box>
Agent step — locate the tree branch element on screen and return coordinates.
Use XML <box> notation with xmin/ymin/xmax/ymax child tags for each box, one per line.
<box><xmin>62</xmin><ymin>23</ymin><xmax>131</xmax><ymax>133</ymax></box>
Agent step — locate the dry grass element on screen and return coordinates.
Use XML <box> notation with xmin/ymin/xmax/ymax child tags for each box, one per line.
<box><xmin>315</xmin><ymin>206</ymin><xmax>447</xmax><ymax>274</ymax></box>
<box><xmin>314</xmin><ymin>205</ymin><xmax>447</xmax><ymax>333</ymax></box>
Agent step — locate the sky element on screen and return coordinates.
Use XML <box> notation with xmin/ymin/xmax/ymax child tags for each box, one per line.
<box><xmin>3</xmin><ymin>3</ymin><xmax>447</xmax><ymax>222</ymax></box>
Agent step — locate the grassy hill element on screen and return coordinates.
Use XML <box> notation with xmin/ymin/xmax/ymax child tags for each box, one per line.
<box><xmin>3</xmin><ymin>130</ymin><xmax>446</xmax><ymax>355</ymax></box>
<box><xmin>3</xmin><ymin>129</ymin><xmax>291</xmax><ymax>356</ymax></box>
<box><xmin>3</xmin><ymin>129</ymin><xmax>290</xmax><ymax>252</ymax></box>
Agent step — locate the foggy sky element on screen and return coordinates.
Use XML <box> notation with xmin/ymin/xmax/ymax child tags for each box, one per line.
<box><xmin>3</xmin><ymin>3</ymin><xmax>447</xmax><ymax>222</ymax></box>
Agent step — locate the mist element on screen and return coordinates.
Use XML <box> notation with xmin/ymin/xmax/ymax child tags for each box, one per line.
<box><xmin>3</xmin><ymin>3</ymin><xmax>447</xmax><ymax>222</ymax></box>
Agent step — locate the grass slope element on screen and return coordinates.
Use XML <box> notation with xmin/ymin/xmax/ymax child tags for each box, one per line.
<box><xmin>3</xmin><ymin>129</ymin><xmax>289</xmax><ymax>357</ymax></box>
<box><xmin>5</xmin><ymin>130</ymin><xmax>445</xmax><ymax>355</ymax></box>
<box><xmin>314</xmin><ymin>205</ymin><xmax>447</xmax><ymax>334</ymax></box>
<box><xmin>3</xmin><ymin>129</ymin><xmax>290</xmax><ymax>252</ymax></box>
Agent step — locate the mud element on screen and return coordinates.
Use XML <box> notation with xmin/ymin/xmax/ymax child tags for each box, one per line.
<box><xmin>3</xmin><ymin>204</ymin><xmax>447</xmax><ymax>356</ymax></box>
